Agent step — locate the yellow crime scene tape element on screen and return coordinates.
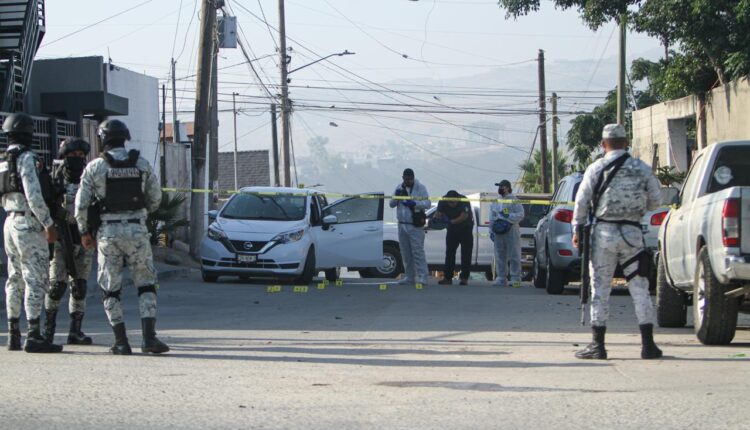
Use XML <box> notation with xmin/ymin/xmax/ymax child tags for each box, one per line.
<box><xmin>264</xmin><ymin>280</ymin><xmax>430</xmax><ymax>294</ymax></box>
<box><xmin>161</xmin><ymin>187</ymin><xmax>573</xmax><ymax>206</ymax></box>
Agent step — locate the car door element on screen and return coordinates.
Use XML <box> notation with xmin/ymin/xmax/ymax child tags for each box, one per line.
<box><xmin>666</xmin><ymin>154</ymin><xmax>705</xmax><ymax>285</ymax></box>
<box><xmin>313</xmin><ymin>193</ymin><xmax>384</xmax><ymax>268</ymax></box>
<box><xmin>423</xmin><ymin>207</ymin><xmax>447</xmax><ymax>265</ymax></box>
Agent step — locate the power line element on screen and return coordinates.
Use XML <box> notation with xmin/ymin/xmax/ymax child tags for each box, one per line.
<box><xmin>42</xmin><ymin>0</ymin><xmax>155</xmax><ymax>47</ymax></box>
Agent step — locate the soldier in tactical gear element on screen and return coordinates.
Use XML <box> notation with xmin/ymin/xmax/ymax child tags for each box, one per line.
<box><xmin>44</xmin><ymin>138</ymin><xmax>94</xmax><ymax>345</ymax></box>
<box><xmin>75</xmin><ymin>119</ymin><xmax>169</xmax><ymax>355</ymax></box>
<box><xmin>571</xmin><ymin>124</ymin><xmax>663</xmax><ymax>360</ymax></box>
<box><xmin>1</xmin><ymin>113</ymin><xmax>63</xmax><ymax>353</ymax></box>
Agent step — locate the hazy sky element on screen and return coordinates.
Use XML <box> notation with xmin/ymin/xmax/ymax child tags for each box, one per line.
<box><xmin>36</xmin><ymin>0</ymin><xmax>664</xmax><ymax>188</ymax></box>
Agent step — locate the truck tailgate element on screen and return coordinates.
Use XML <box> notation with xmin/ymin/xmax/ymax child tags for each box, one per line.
<box><xmin>743</xmin><ymin>188</ymin><xmax>750</xmax><ymax>254</ymax></box>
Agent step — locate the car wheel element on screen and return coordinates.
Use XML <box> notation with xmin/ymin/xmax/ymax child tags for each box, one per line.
<box><xmin>656</xmin><ymin>254</ymin><xmax>687</xmax><ymax>328</ymax></box>
<box><xmin>202</xmin><ymin>271</ymin><xmax>218</xmax><ymax>283</ymax></box>
<box><xmin>324</xmin><ymin>267</ymin><xmax>340</xmax><ymax>282</ymax></box>
<box><xmin>545</xmin><ymin>247</ymin><xmax>565</xmax><ymax>295</ymax></box>
<box><xmin>295</xmin><ymin>247</ymin><xmax>316</xmax><ymax>285</ymax></box>
<box><xmin>693</xmin><ymin>246</ymin><xmax>739</xmax><ymax>345</ymax></box>
<box><xmin>361</xmin><ymin>243</ymin><xmax>403</xmax><ymax>278</ymax></box>
<box><xmin>533</xmin><ymin>254</ymin><xmax>546</xmax><ymax>289</ymax></box>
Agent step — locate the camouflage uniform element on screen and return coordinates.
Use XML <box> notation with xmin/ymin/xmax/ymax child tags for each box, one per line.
<box><xmin>3</xmin><ymin>147</ymin><xmax>53</xmax><ymax>323</ymax></box>
<box><xmin>75</xmin><ymin>147</ymin><xmax>161</xmax><ymax>327</ymax></box>
<box><xmin>47</xmin><ymin>180</ymin><xmax>94</xmax><ymax>315</ymax></box>
<box><xmin>572</xmin><ymin>149</ymin><xmax>662</xmax><ymax>326</ymax></box>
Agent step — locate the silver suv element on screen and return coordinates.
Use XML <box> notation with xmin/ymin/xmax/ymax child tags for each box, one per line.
<box><xmin>533</xmin><ymin>173</ymin><xmax>583</xmax><ymax>294</ymax></box>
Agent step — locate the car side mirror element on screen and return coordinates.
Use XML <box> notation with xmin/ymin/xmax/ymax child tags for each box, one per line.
<box><xmin>323</xmin><ymin>214</ymin><xmax>338</xmax><ymax>225</ymax></box>
<box><xmin>208</xmin><ymin>210</ymin><xmax>218</xmax><ymax>223</ymax></box>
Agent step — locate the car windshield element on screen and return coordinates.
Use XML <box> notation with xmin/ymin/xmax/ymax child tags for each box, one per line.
<box><xmin>706</xmin><ymin>146</ymin><xmax>750</xmax><ymax>194</ymax></box>
<box><xmin>221</xmin><ymin>193</ymin><xmax>307</xmax><ymax>221</ymax></box>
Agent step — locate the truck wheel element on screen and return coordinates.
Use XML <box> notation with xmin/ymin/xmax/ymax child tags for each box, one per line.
<box><xmin>202</xmin><ymin>271</ymin><xmax>218</xmax><ymax>283</ymax></box>
<box><xmin>360</xmin><ymin>244</ymin><xmax>403</xmax><ymax>278</ymax></box>
<box><xmin>656</xmin><ymin>254</ymin><xmax>687</xmax><ymax>327</ymax></box>
<box><xmin>533</xmin><ymin>255</ymin><xmax>546</xmax><ymax>289</ymax></box>
<box><xmin>324</xmin><ymin>267</ymin><xmax>340</xmax><ymax>282</ymax></box>
<box><xmin>295</xmin><ymin>247</ymin><xmax>316</xmax><ymax>285</ymax></box>
<box><xmin>693</xmin><ymin>246</ymin><xmax>739</xmax><ymax>345</ymax></box>
<box><xmin>545</xmin><ymin>248</ymin><xmax>565</xmax><ymax>295</ymax></box>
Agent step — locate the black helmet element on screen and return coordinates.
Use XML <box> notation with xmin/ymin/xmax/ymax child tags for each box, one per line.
<box><xmin>58</xmin><ymin>137</ymin><xmax>91</xmax><ymax>159</ymax></box>
<box><xmin>2</xmin><ymin>113</ymin><xmax>34</xmax><ymax>137</ymax></box>
<box><xmin>97</xmin><ymin>119</ymin><xmax>131</xmax><ymax>145</ymax></box>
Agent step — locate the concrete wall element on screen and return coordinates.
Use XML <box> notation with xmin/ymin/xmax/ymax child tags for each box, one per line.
<box><xmin>704</xmin><ymin>76</ymin><xmax>750</xmax><ymax>144</ymax></box>
<box><xmin>26</xmin><ymin>56</ymin><xmax>105</xmax><ymax>115</ymax></box>
<box><xmin>105</xmin><ymin>65</ymin><xmax>161</xmax><ymax>180</ymax></box>
<box><xmin>632</xmin><ymin>75</ymin><xmax>750</xmax><ymax>172</ymax></box>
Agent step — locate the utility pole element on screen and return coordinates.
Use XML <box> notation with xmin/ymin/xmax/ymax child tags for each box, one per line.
<box><xmin>278</xmin><ymin>0</ymin><xmax>291</xmax><ymax>187</ymax></box>
<box><xmin>161</xmin><ymin>84</ymin><xmax>166</xmax><ymax>186</ymax></box>
<box><xmin>617</xmin><ymin>14</ymin><xmax>627</xmax><ymax>125</ymax></box>
<box><xmin>189</xmin><ymin>0</ymin><xmax>217</xmax><ymax>258</ymax></box>
<box><xmin>537</xmin><ymin>49</ymin><xmax>549</xmax><ymax>194</ymax></box>
<box><xmin>209</xmin><ymin>48</ymin><xmax>219</xmax><ymax>210</ymax></box>
<box><xmin>232</xmin><ymin>92</ymin><xmax>239</xmax><ymax>190</ymax></box>
<box><xmin>270</xmin><ymin>103</ymin><xmax>280</xmax><ymax>186</ymax></box>
<box><xmin>171</xmin><ymin>58</ymin><xmax>180</xmax><ymax>145</ymax></box>
<box><xmin>551</xmin><ymin>92</ymin><xmax>559</xmax><ymax>190</ymax></box>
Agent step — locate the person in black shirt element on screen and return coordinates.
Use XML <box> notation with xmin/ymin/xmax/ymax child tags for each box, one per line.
<box><xmin>435</xmin><ymin>190</ymin><xmax>474</xmax><ymax>285</ymax></box>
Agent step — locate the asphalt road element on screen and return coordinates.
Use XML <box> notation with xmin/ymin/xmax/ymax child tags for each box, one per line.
<box><xmin>1</xmin><ymin>272</ymin><xmax>749</xmax><ymax>429</ymax></box>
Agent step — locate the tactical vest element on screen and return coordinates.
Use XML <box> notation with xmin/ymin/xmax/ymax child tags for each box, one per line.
<box><xmin>594</xmin><ymin>158</ymin><xmax>648</xmax><ymax>221</ymax></box>
<box><xmin>101</xmin><ymin>149</ymin><xmax>146</xmax><ymax>213</ymax></box>
<box><xmin>0</xmin><ymin>146</ymin><xmax>28</xmax><ymax>195</ymax></box>
<box><xmin>0</xmin><ymin>146</ymin><xmax>56</xmax><ymax>208</ymax></box>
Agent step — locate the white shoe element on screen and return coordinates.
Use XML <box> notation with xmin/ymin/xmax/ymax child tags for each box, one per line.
<box><xmin>492</xmin><ymin>281</ymin><xmax>507</xmax><ymax>287</ymax></box>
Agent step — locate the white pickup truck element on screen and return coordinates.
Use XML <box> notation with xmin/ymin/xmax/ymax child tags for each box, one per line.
<box><xmin>656</xmin><ymin>141</ymin><xmax>750</xmax><ymax>345</ymax></box>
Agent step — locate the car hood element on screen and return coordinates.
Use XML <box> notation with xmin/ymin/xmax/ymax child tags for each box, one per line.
<box><xmin>215</xmin><ymin>218</ymin><xmax>307</xmax><ymax>235</ymax></box>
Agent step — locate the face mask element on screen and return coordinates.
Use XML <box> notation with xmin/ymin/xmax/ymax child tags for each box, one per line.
<box><xmin>63</xmin><ymin>157</ymin><xmax>86</xmax><ymax>183</ymax></box>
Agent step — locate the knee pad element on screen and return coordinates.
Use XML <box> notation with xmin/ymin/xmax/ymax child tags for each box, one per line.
<box><xmin>101</xmin><ymin>288</ymin><xmax>121</xmax><ymax>302</ymax></box>
<box><xmin>137</xmin><ymin>285</ymin><xmax>157</xmax><ymax>297</ymax></box>
<box><xmin>48</xmin><ymin>282</ymin><xmax>67</xmax><ymax>301</ymax></box>
<box><xmin>71</xmin><ymin>279</ymin><xmax>87</xmax><ymax>301</ymax></box>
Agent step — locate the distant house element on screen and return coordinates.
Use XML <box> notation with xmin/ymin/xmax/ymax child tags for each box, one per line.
<box><xmin>217</xmin><ymin>150</ymin><xmax>271</xmax><ymax>192</ymax></box>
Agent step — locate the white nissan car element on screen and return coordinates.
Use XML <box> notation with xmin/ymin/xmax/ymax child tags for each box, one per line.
<box><xmin>200</xmin><ymin>187</ymin><xmax>384</xmax><ymax>284</ymax></box>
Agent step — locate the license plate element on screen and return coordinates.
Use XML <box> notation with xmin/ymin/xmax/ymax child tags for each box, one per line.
<box><xmin>237</xmin><ymin>254</ymin><xmax>257</xmax><ymax>263</ymax></box>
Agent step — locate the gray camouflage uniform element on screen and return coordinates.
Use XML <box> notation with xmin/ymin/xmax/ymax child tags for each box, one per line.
<box><xmin>47</xmin><ymin>179</ymin><xmax>94</xmax><ymax>314</ymax></box>
<box><xmin>2</xmin><ymin>147</ymin><xmax>53</xmax><ymax>321</ymax></box>
<box><xmin>74</xmin><ymin>148</ymin><xmax>161</xmax><ymax>326</ymax></box>
<box><xmin>572</xmin><ymin>149</ymin><xmax>662</xmax><ymax>327</ymax></box>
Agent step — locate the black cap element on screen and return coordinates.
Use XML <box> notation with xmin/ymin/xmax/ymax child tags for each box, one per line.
<box><xmin>444</xmin><ymin>190</ymin><xmax>460</xmax><ymax>198</ymax></box>
<box><xmin>402</xmin><ymin>168</ymin><xmax>415</xmax><ymax>178</ymax></box>
<box><xmin>494</xmin><ymin>179</ymin><xmax>512</xmax><ymax>188</ymax></box>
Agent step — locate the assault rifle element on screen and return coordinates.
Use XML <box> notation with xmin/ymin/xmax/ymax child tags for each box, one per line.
<box><xmin>577</xmin><ymin>224</ymin><xmax>591</xmax><ymax>325</ymax></box>
<box><xmin>51</xmin><ymin>200</ymin><xmax>78</xmax><ymax>280</ymax></box>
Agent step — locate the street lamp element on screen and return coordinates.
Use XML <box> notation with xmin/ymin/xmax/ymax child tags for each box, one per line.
<box><xmin>278</xmin><ymin>49</ymin><xmax>355</xmax><ymax>187</ymax></box>
<box><xmin>288</xmin><ymin>50</ymin><xmax>355</xmax><ymax>75</ymax></box>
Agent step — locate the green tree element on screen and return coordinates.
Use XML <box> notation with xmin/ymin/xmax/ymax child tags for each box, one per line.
<box><xmin>565</xmin><ymin>90</ymin><xmax>616</xmax><ymax>170</ymax></box>
<box><xmin>517</xmin><ymin>149</ymin><xmax>569</xmax><ymax>193</ymax></box>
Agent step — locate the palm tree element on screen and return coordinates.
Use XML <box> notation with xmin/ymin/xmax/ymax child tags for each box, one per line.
<box><xmin>517</xmin><ymin>150</ymin><xmax>569</xmax><ymax>193</ymax></box>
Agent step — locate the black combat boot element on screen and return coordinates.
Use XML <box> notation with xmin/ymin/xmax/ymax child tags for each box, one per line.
<box><xmin>24</xmin><ymin>318</ymin><xmax>63</xmax><ymax>353</ymax></box>
<box><xmin>639</xmin><ymin>324</ymin><xmax>663</xmax><ymax>359</ymax></box>
<box><xmin>43</xmin><ymin>308</ymin><xmax>57</xmax><ymax>343</ymax></box>
<box><xmin>67</xmin><ymin>312</ymin><xmax>93</xmax><ymax>345</ymax></box>
<box><xmin>141</xmin><ymin>318</ymin><xmax>170</xmax><ymax>354</ymax></box>
<box><xmin>110</xmin><ymin>322</ymin><xmax>132</xmax><ymax>355</ymax></box>
<box><xmin>7</xmin><ymin>318</ymin><xmax>21</xmax><ymax>351</ymax></box>
<box><xmin>575</xmin><ymin>325</ymin><xmax>607</xmax><ymax>359</ymax></box>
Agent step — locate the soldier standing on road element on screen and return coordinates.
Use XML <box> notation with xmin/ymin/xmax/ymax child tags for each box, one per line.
<box><xmin>75</xmin><ymin>119</ymin><xmax>169</xmax><ymax>355</ymax></box>
<box><xmin>1</xmin><ymin>113</ymin><xmax>62</xmax><ymax>353</ymax></box>
<box><xmin>44</xmin><ymin>138</ymin><xmax>95</xmax><ymax>345</ymax></box>
<box><xmin>489</xmin><ymin>180</ymin><xmax>524</xmax><ymax>288</ymax></box>
<box><xmin>389</xmin><ymin>168</ymin><xmax>431</xmax><ymax>286</ymax></box>
<box><xmin>572</xmin><ymin>124</ymin><xmax>663</xmax><ymax>360</ymax></box>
